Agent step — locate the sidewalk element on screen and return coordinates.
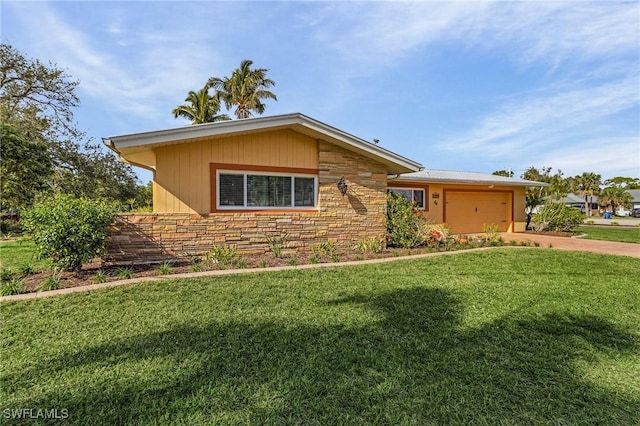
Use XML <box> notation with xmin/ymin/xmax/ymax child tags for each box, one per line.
<box><xmin>501</xmin><ymin>233</ymin><xmax>640</xmax><ymax>258</ymax></box>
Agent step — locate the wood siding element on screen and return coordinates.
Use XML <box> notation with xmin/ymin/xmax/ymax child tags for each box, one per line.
<box><xmin>153</xmin><ymin>129</ymin><xmax>318</xmax><ymax>213</ymax></box>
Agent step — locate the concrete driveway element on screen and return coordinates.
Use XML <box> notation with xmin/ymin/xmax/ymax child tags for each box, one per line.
<box><xmin>501</xmin><ymin>232</ymin><xmax>640</xmax><ymax>259</ymax></box>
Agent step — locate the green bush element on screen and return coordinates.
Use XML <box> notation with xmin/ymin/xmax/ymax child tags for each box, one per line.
<box><xmin>22</xmin><ymin>194</ymin><xmax>117</xmax><ymax>271</ymax></box>
<box><xmin>532</xmin><ymin>202</ymin><xmax>583</xmax><ymax>232</ymax></box>
<box><xmin>386</xmin><ymin>193</ymin><xmax>423</xmax><ymax>248</ymax></box>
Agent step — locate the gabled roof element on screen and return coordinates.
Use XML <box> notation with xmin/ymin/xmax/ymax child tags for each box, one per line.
<box><xmin>626</xmin><ymin>189</ymin><xmax>640</xmax><ymax>202</ymax></box>
<box><xmin>103</xmin><ymin>113</ymin><xmax>422</xmax><ymax>174</ymax></box>
<box><xmin>394</xmin><ymin>169</ymin><xmax>548</xmax><ymax>187</ymax></box>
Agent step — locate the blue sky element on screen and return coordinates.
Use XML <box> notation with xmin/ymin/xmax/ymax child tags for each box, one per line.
<box><xmin>3</xmin><ymin>1</ymin><xmax>639</xmax><ymax>184</ymax></box>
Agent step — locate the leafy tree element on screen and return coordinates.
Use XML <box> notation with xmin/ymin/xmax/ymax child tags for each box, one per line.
<box><xmin>172</xmin><ymin>83</ymin><xmax>230</xmax><ymax>124</ymax></box>
<box><xmin>209</xmin><ymin>59</ymin><xmax>277</xmax><ymax>119</ymax></box>
<box><xmin>1</xmin><ymin>43</ymin><xmax>144</xmax><ymax>209</ymax></box>
<box><xmin>51</xmin><ymin>143</ymin><xmax>140</xmax><ymax>207</ymax></box>
<box><xmin>598</xmin><ymin>186</ymin><xmax>632</xmax><ymax>215</ymax></box>
<box><xmin>492</xmin><ymin>169</ymin><xmax>513</xmax><ymax>177</ymax></box>
<box><xmin>569</xmin><ymin>172</ymin><xmax>601</xmax><ymax>217</ymax></box>
<box><xmin>0</xmin><ymin>42</ymin><xmax>79</xmax><ymax>137</ymax></box>
<box><xmin>604</xmin><ymin>177</ymin><xmax>640</xmax><ymax>189</ymax></box>
<box><xmin>0</xmin><ymin>123</ymin><xmax>52</xmax><ymax>209</ymax></box>
<box><xmin>22</xmin><ymin>194</ymin><xmax>117</xmax><ymax>271</ymax></box>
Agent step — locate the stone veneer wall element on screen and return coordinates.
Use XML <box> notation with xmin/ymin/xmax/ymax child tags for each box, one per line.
<box><xmin>105</xmin><ymin>142</ymin><xmax>389</xmax><ymax>264</ymax></box>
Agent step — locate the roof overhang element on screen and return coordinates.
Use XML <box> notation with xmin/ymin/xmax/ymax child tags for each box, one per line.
<box><xmin>392</xmin><ymin>169</ymin><xmax>549</xmax><ymax>187</ymax></box>
<box><xmin>103</xmin><ymin>113</ymin><xmax>423</xmax><ymax>174</ymax></box>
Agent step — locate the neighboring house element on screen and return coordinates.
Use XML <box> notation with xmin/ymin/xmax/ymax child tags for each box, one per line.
<box><xmin>104</xmin><ymin>113</ymin><xmax>544</xmax><ymax>262</ymax></box>
<box><xmin>562</xmin><ymin>193</ymin><xmax>599</xmax><ymax>215</ymax></box>
<box><xmin>628</xmin><ymin>189</ymin><xmax>640</xmax><ymax>210</ymax></box>
<box><xmin>608</xmin><ymin>189</ymin><xmax>640</xmax><ymax>216</ymax></box>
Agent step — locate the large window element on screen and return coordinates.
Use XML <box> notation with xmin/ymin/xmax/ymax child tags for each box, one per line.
<box><xmin>388</xmin><ymin>187</ymin><xmax>425</xmax><ymax>209</ymax></box>
<box><xmin>218</xmin><ymin>170</ymin><xmax>316</xmax><ymax>209</ymax></box>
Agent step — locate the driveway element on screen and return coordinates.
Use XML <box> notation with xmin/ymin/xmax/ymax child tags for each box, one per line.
<box><xmin>501</xmin><ymin>233</ymin><xmax>640</xmax><ymax>259</ymax></box>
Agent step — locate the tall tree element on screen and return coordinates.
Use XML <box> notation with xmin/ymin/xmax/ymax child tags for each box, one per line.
<box><xmin>0</xmin><ymin>42</ymin><xmax>79</xmax><ymax>137</ymax></box>
<box><xmin>604</xmin><ymin>176</ymin><xmax>640</xmax><ymax>189</ymax></box>
<box><xmin>172</xmin><ymin>83</ymin><xmax>230</xmax><ymax>124</ymax></box>
<box><xmin>569</xmin><ymin>172</ymin><xmax>601</xmax><ymax>217</ymax></box>
<box><xmin>209</xmin><ymin>60</ymin><xmax>277</xmax><ymax>119</ymax></box>
<box><xmin>0</xmin><ymin>123</ymin><xmax>52</xmax><ymax>209</ymax></box>
<box><xmin>1</xmin><ymin>43</ymin><xmax>143</xmax><ymax>209</ymax></box>
<box><xmin>598</xmin><ymin>186</ymin><xmax>632</xmax><ymax>215</ymax></box>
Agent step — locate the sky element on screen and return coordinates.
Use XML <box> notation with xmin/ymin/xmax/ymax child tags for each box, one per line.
<box><xmin>2</xmin><ymin>1</ymin><xmax>639</xmax><ymax>185</ymax></box>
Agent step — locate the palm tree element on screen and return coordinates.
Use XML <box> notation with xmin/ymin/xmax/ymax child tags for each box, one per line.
<box><xmin>570</xmin><ymin>172</ymin><xmax>601</xmax><ymax>217</ymax></box>
<box><xmin>208</xmin><ymin>60</ymin><xmax>277</xmax><ymax>119</ymax></box>
<box><xmin>598</xmin><ymin>186</ymin><xmax>632</xmax><ymax>215</ymax></box>
<box><xmin>172</xmin><ymin>84</ymin><xmax>231</xmax><ymax>124</ymax></box>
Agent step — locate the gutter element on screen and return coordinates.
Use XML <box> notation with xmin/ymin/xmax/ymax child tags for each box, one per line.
<box><xmin>102</xmin><ymin>137</ymin><xmax>156</xmax><ymax>175</ymax></box>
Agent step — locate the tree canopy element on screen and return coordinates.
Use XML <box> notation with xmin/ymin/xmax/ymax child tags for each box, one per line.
<box><xmin>0</xmin><ymin>43</ymin><xmax>147</xmax><ymax>211</ymax></box>
<box><xmin>172</xmin><ymin>83</ymin><xmax>231</xmax><ymax>124</ymax></box>
<box><xmin>209</xmin><ymin>60</ymin><xmax>277</xmax><ymax>119</ymax></box>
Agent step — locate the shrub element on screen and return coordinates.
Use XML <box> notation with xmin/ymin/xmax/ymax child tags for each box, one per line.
<box><xmin>116</xmin><ymin>267</ymin><xmax>133</xmax><ymax>280</ymax></box>
<box><xmin>1</xmin><ymin>268</ymin><xmax>14</xmax><ymax>282</ymax></box>
<box><xmin>94</xmin><ymin>269</ymin><xmax>108</xmax><ymax>283</ymax></box>
<box><xmin>265</xmin><ymin>234</ymin><xmax>288</xmax><ymax>258</ymax></box>
<box><xmin>206</xmin><ymin>244</ymin><xmax>237</xmax><ymax>267</ymax></box>
<box><xmin>157</xmin><ymin>261</ymin><xmax>173</xmax><ymax>275</ymax></box>
<box><xmin>386</xmin><ymin>193</ymin><xmax>424</xmax><ymax>248</ymax></box>
<box><xmin>532</xmin><ymin>202</ymin><xmax>584</xmax><ymax>232</ymax></box>
<box><xmin>39</xmin><ymin>269</ymin><xmax>62</xmax><ymax>292</ymax></box>
<box><xmin>355</xmin><ymin>237</ymin><xmax>384</xmax><ymax>254</ymax></box>
<box><xmin>482</xmin><ymin>223</ymin><xmax>501</xmax><ymax>243</ymax></box>
<box><xmin>312</xmin><ymin>241</ymin><xmax>337</xmax><ymax>258</ymax></box>
<box><xmin>423</xmin><ymin>222</ymin><xmax>449</xmax><ymax>247</ymax></box>
<box><xmin>22</xmin><ymin>194</ymin><xmax>117</xmax><ymax>271</ymax></box>
<box><xmin>1</xmin><ymin>278</ymin><xmax>24</xmax><ymax>296</ymax></box>
<box><xmin>18</xmin><ymin>263</ymin><xmax>35</xmax><ymax>276</ymax></box>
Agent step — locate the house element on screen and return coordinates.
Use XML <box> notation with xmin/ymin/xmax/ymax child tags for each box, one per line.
<box><xmin>104</xmin><ymin>113</ymin><xmax>544</xmax><ymax>262</ymax></box>
<box><xmin>562</xmin><ymin>193</ymin><xmax>599</xmax><ymax>215</ymax></box>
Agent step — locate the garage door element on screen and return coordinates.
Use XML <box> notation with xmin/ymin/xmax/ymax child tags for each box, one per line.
<box><xmin>444</xmin><ymin>191</ymin><xmax>512</xmax><ymax>234</ymax></box>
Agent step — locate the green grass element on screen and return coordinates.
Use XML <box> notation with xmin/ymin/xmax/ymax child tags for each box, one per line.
<box><xmin>0</xmin><ymin>239</ymin><xmax>50</xmax><ymax>271</ymax></box>
<box><xmin>2</xmin><ymin>249</ymin><xmax>639</xmax><ymax>425</ymax></box>
<box><xmin>577</xmin><ymin>225</ymin><xmax>640</xmax><ymax>244</ymax></box>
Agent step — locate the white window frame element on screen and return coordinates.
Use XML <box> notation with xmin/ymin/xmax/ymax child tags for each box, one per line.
<box><xmin>388</xmin><ymin>187</ymin><xmax>426</xmax><ymax>210</ymax></box>
<box><xmin>217</xmin><ymin>169</ymin><xmax>318</xmax><ymax>210</ymax></box>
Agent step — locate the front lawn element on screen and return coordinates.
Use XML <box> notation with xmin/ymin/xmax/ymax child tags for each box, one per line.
<box><xmin>0</xmin><ymin>239</ymin><xmax>50</xmax><ymax>271</ymax></box>
<box><xmin>577</xmin><ymin>225</ymin><xmax>640</xmax><ymax>244</ymax></box>
<box><xmin>2</xmin><ymin>249</ymin><xmax>639</xmax><ymax>425</ymax></box>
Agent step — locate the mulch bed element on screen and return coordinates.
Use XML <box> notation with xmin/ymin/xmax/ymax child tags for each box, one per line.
<box><xmin>9</xmin><ymin>230</ymin><xmax>578</xmax><ymax>295</ymax></box>
<box><xmin>11</xmin><ymin>243</ymin><xmax>494</xmax><ymax>294</ymax></box>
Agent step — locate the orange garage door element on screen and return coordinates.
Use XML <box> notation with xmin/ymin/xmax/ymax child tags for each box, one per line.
<box><xmin>444</xmin><ymin>191</ymin><xmax>512</xmax><ymax>234</ymax></box>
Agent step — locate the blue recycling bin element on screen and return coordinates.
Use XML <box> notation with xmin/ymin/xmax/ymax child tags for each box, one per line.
<box><xmin>604</xmin><ymin>212</ymin><xmax>611</xmax><ymax>219</ymax></box>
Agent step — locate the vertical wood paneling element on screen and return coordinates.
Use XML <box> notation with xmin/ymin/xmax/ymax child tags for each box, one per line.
<box><xmin>153</xmin><ymin>129</ymin><xmax>319</xmax><ymax>213</ymax></box>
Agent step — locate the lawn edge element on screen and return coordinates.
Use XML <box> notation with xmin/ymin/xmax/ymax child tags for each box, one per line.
<box><xmin>1</xmin><ymin>246</ymin><xmax>521</xmax><ymax>302</ymax></box>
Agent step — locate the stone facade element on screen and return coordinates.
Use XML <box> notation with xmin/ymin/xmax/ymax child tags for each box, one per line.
<box><xmin>105</xmin><ymin>142</ymin><xmax>389</xmax><ymax>264</ymax></box>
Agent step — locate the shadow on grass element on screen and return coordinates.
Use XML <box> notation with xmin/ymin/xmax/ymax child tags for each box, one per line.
<box><xmin>5</xmin><ymin>288</ymin><xmax>639</xmax><ymax>424</ymax></box>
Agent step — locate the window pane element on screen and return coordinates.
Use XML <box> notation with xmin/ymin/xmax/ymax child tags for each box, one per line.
<box><xmin>219</xmin><ymin>174</ymin><xmax>244</xmax><ymax>206</ymax></box>
<box><xmin>390</xmin><ymin>189</ymin><xmax>412</xmax><ymax>202</ymax></box>
<box><xmin>413</xmin><ymin>190</ymin><xmax>424</xmax><ymax>208</ymax></box>
<box><xmin>294</xmin><ymin>177</ymin><xmax>315</xmax><ymax>206</ymax></box>
<box><xmin>247</xmin><ymin>175</ymin><xmax>292</xmax><ymax>207</ymax></box>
